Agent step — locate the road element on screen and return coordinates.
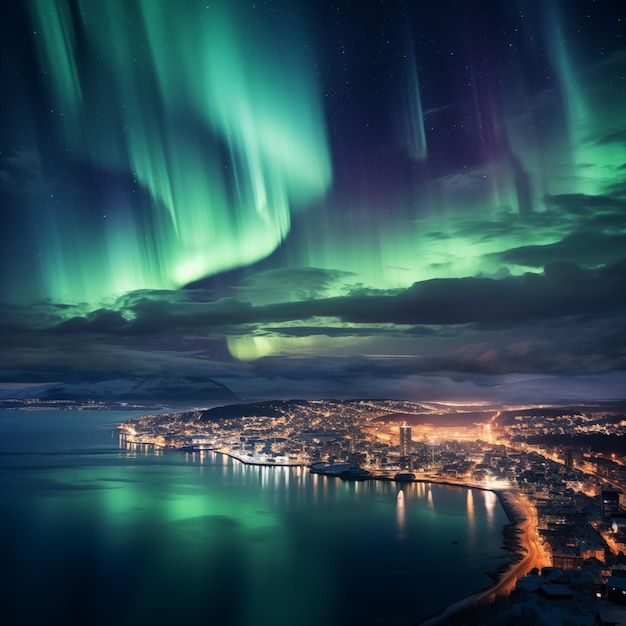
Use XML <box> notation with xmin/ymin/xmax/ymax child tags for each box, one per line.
<box><xmin>481</xmin><ymin>490</ymin><xmax>543</xmax><ymax>600</ymax></box>
<box><xmin>419</xmin><ymin>487</ymin><xmax>544</xmax><ymax>625</ymax></box>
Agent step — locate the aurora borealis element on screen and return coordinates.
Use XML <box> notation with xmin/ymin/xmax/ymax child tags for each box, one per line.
<box><xmin>12</xmin><ymin>0</ymin><xmax>331</xmax><ymax>302</ymax></box>
<box><xmin>1</xmin><ymin>0</ymin><xmax>625</xmax><ymax>401</ymax></box>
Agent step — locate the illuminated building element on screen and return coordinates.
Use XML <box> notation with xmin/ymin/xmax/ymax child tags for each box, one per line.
<box><xmin>601</xmin><ymin>489</ymin><xmax>620</xmax><ymax>519</ymax></box>
<box><xmin>399</xmin><ymin>423</ymin><xmax>412</xmax><ymax>469</ymax></box>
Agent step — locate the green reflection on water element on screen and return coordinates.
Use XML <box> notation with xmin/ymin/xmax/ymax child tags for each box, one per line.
<box><xmin>0</xmin><ymin>412</ymin><xmax>510</xmax><ymax>625</ymax></box>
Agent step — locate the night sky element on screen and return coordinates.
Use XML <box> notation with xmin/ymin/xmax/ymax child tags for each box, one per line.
<box><xmin>1</xmin><ymin>0</ymin><xmax>625</xmax><ymax>402</ymax></box>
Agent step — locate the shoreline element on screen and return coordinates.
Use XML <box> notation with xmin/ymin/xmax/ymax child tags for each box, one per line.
<box><xmin>122</xmin><ymin>434</ymin><xmax>533</xmax><ymax>624</ymax></box>
<box><xmin>417</xmin><ymin>488</ymin><xmax>532</xmax><ymax>625</ymax></box>
<box><xmin>217</xmin><ymin>457</ymin><xmax>535</xmax><ymax>623</ymax></box>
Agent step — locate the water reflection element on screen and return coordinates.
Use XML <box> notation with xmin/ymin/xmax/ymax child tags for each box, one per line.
<box><xmin>119</xmin><ymin>433</ymin><xmax>163</xmax><ymax>457</ymax></box>
<box><xmin>467</xmin><ymin>488</ymin><xmax>475</xmax><ymax>516</ymax></box>
<box><xmin>466</xmin><ymin>488</ymin><xmax>476</xmax><ymax>543</ymax></box>
<box><xmin>483</xmin><ymin>490</ymin><xmax>497</xmax><ymax>525</ymax></box>
<box><xmin>0</xmin><ymin>410</ymin><xmax>515</xmax><ymax>626</ymax></box>
<box><xmin>396</xmin><ymin>488</ymin><xmax>406</xmax><ymax>539</ymax></box>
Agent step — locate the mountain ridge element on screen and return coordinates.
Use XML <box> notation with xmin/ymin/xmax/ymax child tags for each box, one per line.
<box><xmin>0</xmin><ymin>375</ymin><xmax>240</xmax><ymax>404</ymax></box>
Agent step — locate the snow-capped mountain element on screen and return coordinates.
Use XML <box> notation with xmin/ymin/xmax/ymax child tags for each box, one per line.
<box><xmin>3</xmin><ymin>375</ymin><xmax>240</xmax><ymax>404</ymax></box>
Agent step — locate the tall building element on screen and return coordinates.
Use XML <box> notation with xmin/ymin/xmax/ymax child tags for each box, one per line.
<box><xmin>399</xmin><ymin>423</ymin><xmax>412</xmax><ymax>469</ymax></box>
<box><xmin>601</xmin><ymin>488</ymin><xmax>620</xmax><ymax>518</ymax></box>
<box><xmin>400</xmin><ymin>423</ymin><xmax>412</xmax><ymax>456</ymax></box>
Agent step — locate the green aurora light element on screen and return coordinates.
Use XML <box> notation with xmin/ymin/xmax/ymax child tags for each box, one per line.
<box><xmin>26</xmin><ymin>0</ymin><xmax>331</xmax><ymax>304</ymax></box>
<box><xmin>1</xmin><ymin>1</ymin><xmax>624</xmax><ymax>380</ymax></box>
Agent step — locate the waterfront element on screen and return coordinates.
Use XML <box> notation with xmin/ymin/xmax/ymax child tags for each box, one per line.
<box><xmin>0</xmin><ymin>410</ymin><xmax>511</xmax><ymax>625</ymax></box>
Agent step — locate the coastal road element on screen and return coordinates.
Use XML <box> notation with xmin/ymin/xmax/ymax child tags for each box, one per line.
<box><xmin>420</xmin><ymin>487</ymin><xmax>544</xmax><ymax>625</ymax></box>
<box><xmin>481</xmin><ymin>490</ymin><xmax>543</xmax><ymax>601</ymax></box>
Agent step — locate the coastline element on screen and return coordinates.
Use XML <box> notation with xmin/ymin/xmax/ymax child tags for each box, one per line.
<box><xmin>121</xmin><ymin>433</ymin><xmax>534</xmax><ymax>624</ymax></box>
<box><xmin>417</xmin><ymin>488</ymin><xmax>532</xmax><ymax>625</ymax></box>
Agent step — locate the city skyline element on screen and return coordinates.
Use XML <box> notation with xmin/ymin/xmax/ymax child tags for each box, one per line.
<box><xmin>1</xmin><ymin>1</ymin><xmax>625</xmax><ymax>403</ymax></box>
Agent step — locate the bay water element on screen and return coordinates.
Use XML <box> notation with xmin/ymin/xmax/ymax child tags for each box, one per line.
<box><xmin>0</xmin><ymin>410</ymin><xmax>510</xmax><ymax>625</ymax></box>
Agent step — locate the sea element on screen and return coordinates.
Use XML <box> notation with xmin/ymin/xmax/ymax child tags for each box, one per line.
<box><xmin>0</xmin><ymin>409</ymin><xmax>511</xmax><ymax>626</ymax></box>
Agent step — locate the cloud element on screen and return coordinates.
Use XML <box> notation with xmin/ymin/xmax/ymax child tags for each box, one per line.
<box><xmin>0</xmin><ymin>258</ymin><xmax>624</xmax><ymax>395</ymax></box>
<box><xmin>544</xmin><ymin>193</ymin><xmax>626</xmax><ymax>214</ymax></box>
<box><xmin>4</xmin><ymin>259</ymin><xmax>626</xmax><ymax>338</ymax></box>
<box><xmin>234</xmin><ymin>267</ymin><xmax>354</xmax><ymax>304</ymax></box>
<box><xmin>319</xmin><ymin>259</ymin><xmax>626</xmax><ymax>325</ymax></box>
<box><xmin>498</xmin><ymin>233</ymin><xmax>626</xmax><ymax>268</ymax></box>
<box><xmin>594</xmin><ymin>129</ymin><xmax>626</xmax><ymax>147</ymax></box>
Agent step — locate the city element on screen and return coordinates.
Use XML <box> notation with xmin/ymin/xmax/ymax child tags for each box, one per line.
<box><xmin>2</xmin><ymin>1</ymin><xmax>624</xmax><ymax>623</ymax></box>
<box><xmin>119</xmin><ymin>399</ymin><xmax>626</xmax><ymax>623</ymax></box>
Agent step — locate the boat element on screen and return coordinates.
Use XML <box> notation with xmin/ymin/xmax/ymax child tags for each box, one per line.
<box><xmin>310</xmin><ymin>462</ymin><xmax>352</xmax><ymax>476</ymax></box>
<box><xmin>310</xmin><ymin>463</ymin><xmax>372</xmax><ymax>480</ymax></box>
<box><xmin>394</xmin><ymin>472</ymin><xmax>416</xmax><ymax>483</ymax></box>
<box><xmin>339</xmin><ymin>466</ymin><xmax>373</xmax><ymax>481</ymax></box>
